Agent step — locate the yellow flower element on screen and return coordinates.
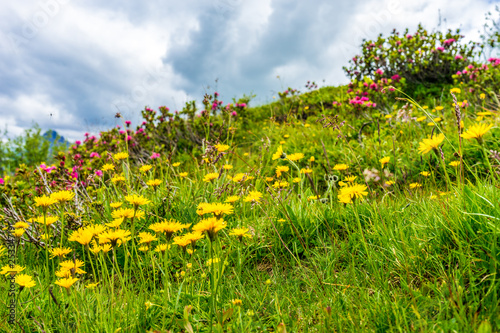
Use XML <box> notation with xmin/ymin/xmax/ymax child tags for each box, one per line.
<box><xmin>125</xmin><ymin>194</ymin><xmax>151</xmax><ymax>207</ymax></box>
<box><xmin>113</xmin><ymin>152</ymin><xmax>129</xmax><ymax>161</ymax></box>
<box><xmin>287</xmin><ymin>153</ymin><xmax>304</xmax><ymax>161</ymax></box>
<box><xmin>333</xmin><ymin>164</ymin><xmax>349</xmax><ymax>171</ymax></box>
<box><xmin>225</xmin><ymin>196</ymin><xmax>239</xmax><ymax>203</ymax></box>
<box><xmin>480</xmin><ymin>93</ymin><xmax>486</xmax><ymax>100</ymax></box>
<box><xmin>137</xmin><ymin>232</ymin><xmax>158</xmax><ymax>245</ymax></box>
<box><xmin>379</xmin><ymin>156</ymin><xmax>390</xmax><ymax>167</ymax></box>
<box><xmin>15</xmin><ymin>274</ymin><xmax>36</xmax><ymax>289</ymax></box>
<box><xmin>273</xmin><ymin>180</ymin><xmax>289</xmax><ymax>188</ymax></box>
<box><xmin>418</xmin><ymin>133</ymin><xmax>445</xmax><ymax>154</ymax></box>
<box><xmin>192</xmin><ymin>217</ymin><xmax>226</xmax><ymax>241</ymax></box>
<box><xmin>50</xmin><ymin>190</ymin><xmax>75</xmax><ymax>203</ymax></box>
<box><xmin>110</xmin><ymin>202</ymin><xmax>123</xmax><ymax>209</ymax></box>
<box><xmin>59</xmin><ymin>259</ymin><xmax>86</xmax><ymax>275</ymax></box>
<box><xmin>416</xmin><ymin>116</ymin><xmax>427</xmax><ymax>122</ymax></box>
<box><xmin>337</xmin><ymin>183</ymin><xmax>368</xmax><ymax>203</ymax></box>
<box><xmin>461</xmin><ymin>123</ymin><xmax>493</xmax><ymax>143</ymax></box>
<box><xmin>34</xmin><ymin>195</ymin><xmax>57</xmax><ymax>208</ymax></box>
<box><xmin>308</xmin><ymin>195</ymin><xmax>320</xmax><ymax>201</ymax></box>
<box><xmin>449</xmin><ymin>161</ymin><xmax>461</xmax><ymax>167</ymax></box>
<box><xmin>420</xmin><ymin>171</ymin><xmax>431</xmax><ymax>177</ymax></box>
<box><xmin>433</xmin><ymin>117</ymin><xmax>442</xmax><ymax>122</ymax></box>
<box><xmin>1</xmin><ymin>264</ymin><xmax>25</xmax><ymax>276</ymax></box>
<box><xmin>229</xmin><ymin>227</ymin><xmax>252</xmax><ymax>240</ymax></box>
<box><xmin>139</xmin><ymin>165</ymin><xmax>152</xmax><ymax>173</ymax></box>
<box><xmin>385</xmin><ymin>180</ymin><xmax>395</xmax><ymax>186</ymax></box>
<box><xmin>154</xmin><ymin>243</ymin><xmax>171</xmax><ymax>253</ymax></box>
<box><xmin>49</xmin><ymin>247</ymin><xmax>72</xmax><ymax>259</ymax></box>
<box><xmin>173</xmin><ymin>235</ymin><xmax>191</xmax><ymax>249</ymax></box>
<box><xmin>149</xmin><ymin>220</ymin><xmax>190</xmax><ymax>240</ymax></box>
<box><xmin>102</xmin><ymin>163</ymin><xmax>115</xmax><ymax>172</ymax></box>
<box><xmin>272</xmin><ymin>146</ymin><xmax>285</xmax><ymax>160</ymax></box>
<box><xmin>35</xmin><ymin>215</ymin><xmax>58</xmax><ymax>226</ymax></box>
<box><xmin>86</xmin><ymin>282</ymin><xmax>99</xmax><ymax>290</ymax></box>
<box><xmin>14</xmin><ymin>222</ymin><xmax>29</xmax><ymax>229</ymax></box>
<box><xmin>196</xmin><ymin>202</ymin><xmax>234</xmax><ymax>217</ymax></box>
<box><xmin>223</xmin><ymin>164</ymin><xmax>233</xmax><ymax>170</ymax></box>
<box><xmin>427</xmin><ymin>122</ymin><xmax>435</xmax><ymax>127</ymax></box>
<box><xmin>55</xmin><ymin>277</ymin><xmax>79</xmax><ymax>290</ymax></box>
<box><xmin>179</xmin><ymin>172</ymin><xmax>188</xmax><ymax>178</ymax></box>
<box><xmin>98</xmin><ymin>229</ymin><xmax>132</xmax><ymax>247</ymax></box>
<box><xmin>265</xmin><ymin>177</ymin><xmax>274</xmax><ymax>182</ymax></box>
<box><xmin>385</xmin><ymin>114</ymin><xmax>392</xmax><ymax>119</ymax></box>
<box><xmin>300</xmin><ymin>168</ymin><xmax>312</xmax><ymax>174</ymax></box>
<box><xmin>309</xmin><ymin>156</ymin><xmax>315</xmax><ymax>162</ymax></box>
<box><xmin>450</xmin><ymin>88</ymin><xmax>461</xmax><ymax>94</ymax></box>
<box><xmin>172</xmin><ymin>162</ymin><xmax>181</xmax><ymax>167</ymax></box>
<box><xmin>231</xmin><ymin>299</ymin><xmax>243</xmax><ymax>306</ymax></box>
<box><xmin>214</xmin><ymin>144</ymin><xmax>230</xmax><ymax>152</ymax></box>
<box><xmin>243</xmin><ymin>191</ymin><xmax>263</xmax><ymax>203</ymax></box>
<box><xmin>12</xmin><ymin>229</ymin><xmax>25</xmax><ymax>238</ymax></box>
<box><xmin>344</xmin><ymin>176</ymin><xmax>357</xmax><ymax>183</ymax></box>
<box><xmin>147</xmin><ymin>179</ymin><xmax>162</xmax><ymax>187</ymax></box>
<box><xmin>435</xmin><ymin>106</ymin><xmax>444</xmax><ymax>111</ymax></box>
<box><xmin>409</xmin><ymin>182</ymin><xmax>422</xmax><ymax>189</ymax></box>
<box><xmin>275</xmin><ymin>166</ymin><xmax>289</xmax><ymax>177</ymax></box>
<box><xmin>112</xmin><ymin>207</ymin><xmax>135</xmax><ymax>219</ymax></box>
<box><xmin>111</xmin><ymin>175</ymin><xmax>126</xmax><ymax>183</ymax></box>
<box><xmin>292</xmin><ymin>177</ymin><xmax>300</xmax><ymax>183</ymax></box>
<box><xmin>203</xmin><ymin>172</ymin><xmax>219</xmax><ymax>182</ymax></box>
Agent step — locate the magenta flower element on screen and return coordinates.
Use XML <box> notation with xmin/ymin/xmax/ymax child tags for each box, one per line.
<box><xmin>0</xmin><ymin>178</ymin><xmax>4</xmax><ymax>185</ymax></box>
<box><xmin>231</xmin><ymin>111</ymin><xmax>237</xmax><ymax>116</ymax></box>
<box><xmin>95</xmin><ymin>170</ymin><xmax>103</xmax><ymax>177</ymax></box>
<box><xmin>75</xmin><ymin>141</ymin><xmax>81</xmax><ymax>146</ymax></box>
<box><xmin>375</xmin><ymin>68</ymin><xmax>384</xmax><ymax>75</ymax></box>
<box><xmin>150</xmin><ymin>152</ymin><xmax>161</xmax><ymax>159</ymax></box>
<box><xmin>125</xmin><ymin>120</ymin><xmax>131</xmax><ymax>126</ymax></box>
<box><xmin>437</xmin><ymin>47</ymin><xmax>445</xmax><ymax>52</ymax></box>
<box><xmin>90</xmin><ymin>152</ymin><xmax>101</xmax><ymax>158</ymax></box>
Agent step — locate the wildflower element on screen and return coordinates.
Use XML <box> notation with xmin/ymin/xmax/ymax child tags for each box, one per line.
<box><xmin>110</xmin><ymin>202</ymin><xmax>123</xmax><ymax>209</ymax></box>
<box><xmin>55</xmin><ymin>268</ymin><xmax>72</xmax><ymax>278</ymax></box>
<box><xmin>273</xmin><ymin>180</ymin><xmax>289</xmax><ymax>188</ymax></box>
<box><xmin>172</xmin><ymin>162</ymin><xmax>181</xmax><ymax>167</ymax></box>
<box><xmin>244</xmin><ymin>191</ymin><xmax>263</xmax><ymax>203</ymax></box>
<box><xmin>214</xmin><ymin>144</ymin><xmax>230</xmax><ymax>152</ymax></box>
<box><xmin>1</xmin><ymin>265</ymin><xmax>25</xmax><ymax>276</ymax></box>
<box><xmin>14</xmin><ymin>222</ymin><xmax>29</xmax><ymax>229</ymax></box>
<box><xmin>480</xmin><ymin>93</ymin><xmax>486</xmax><ymax>99</ymax></box>
<box><xmin>55</xmin><ymin>277</ymin><xmax>79</xmax><ymax>290</ymax></box>
<box><xmin>420</xmin><ymin>171</ymin><xmax>431</xmax><ymax>177</ymax></box>
<box><xmin>418</xmin><ymin>133</ymin><xmax>445</xmax><ymax>154</ymax></box>
<box><xmin>196</xmin><ymin>202</ymin><xmax>234</xmax><ymax>217</ymax></box>
<box><xmin>333</xmin><ymin>164</ymin><xmax>349</xmax><ymax>171</ymax></box>
<box><xmin>86</xmin><ymin>282</ymin><xmax>99</xmax><ymax>290</ymax></box>
<box><xmin>203</xmin><ymin>172</ymin><xmax>219</xmax><ymax>182</ymax></box>
<box><xmin>149</xmin><ymin>220</ymin><xmax>190</xmax><ymax>240</ymax></box>
<box><xmin>145</xmin><ymin>301</ymin><xmax>154</xmax><ymax>310</ymax></box>
<box><xmin>416</xmin><ymin>116</ymin><xmax>427</xmax><ymax>122</ymax></box>
<box><xmin>50</xmin><ymin>247</ymin><xmax>72</xmax><ymax>259</ymax></box>
<box><xmin>231</xmin><ymin>299</ymin><xmax>243</xmax><ymax>306</ymax></box>
<box><xmin>192</xmin><ymin>217</ymin><xmax>226</xmax><ymax>241</ymax></box>
<box><xmin>450</xmin><ymin>88</ymin><xmax>461</xmax><ymax>94</ymax></box>
<box><xmin>300</xmin><ymin>168</ymin><xmax>312</xmax><ymax>174</ymax></box>
<box><xmin>292</xmin><ymin>177</ymin><xmax>300</xmax><ymax>183</ymax></box>
<box><xmin>154</xmin><ymin>243</ymin><xmax>171</xmax><ymax>254</ymax></box>
<box><xmin>139</xmin><ymin>165</ymin><xmax>152</xmax><ymax>173</ymax></box>
<box><xmin>337</xmin><ymin>183</ymin><xmax>368</xmax><ymax>204</ymax></box>
<box><xmin>309</xmin><ymin>156</ymin><xmax>315</xmax><ymax>162</ymax></box>
<box><xmin>102</xmin><ymin>164</ymin><xmax>115</xmax><ymax>172</ymax></box>
<box><xmin>223</xmin><ymin>164</ymin><xmax>233</xmax><ymax>170</ymax></box>
<box><xmin>232</xmin><ymin>173</ymin><xmax>249</xmax><ymax>182</ymax></box>
<box><xmin>287</xmin><ymin>153</ymin><xmax>304</xmax><ymax>161</ymax></box>
<box><xmin>113</xmin><ymin>152</ymin><xmax>129</xmax><ymax>161</ymax></box>
<box><xmin>183</xmin><ymin>232</ymin><xmax>204</xmax><ymax>247</ymax></box>
<box><xmin>179</xmin><ymin>172</ymin><xmax>188</xmax><ymax>178</ymax></box>
<box><xmin>34</xmin><ymin>195</ymin><xmax>57</xmax><ymax>208</ymax></box>
<box><xmin>12</xmin><ymin>229</ymin><xmax>25</xmax><ymax>238</ymax></box>
<box><xmin>125</xmin><ymin>194</ymin><xmax>151</xmax><ymax>208</ymax></box>
<box><xmin>449</xmin><ymin>161</ymin><xmax>460</xmax><ymax>167</ymax></box>
<box><xmin>111</xmin><ymin>175</ymin><xmax>126</xmax><ymax>183</ymax></box>
<box><xmin>461</xmin><ymin>123</ymin><xmax>493</xmax><ymax>144</ymax></box>
<box><xmin>410</xmin><ymin>182</ymin><xmax>422</xmax><ymax>189</ymax></box>
<box><xmin>137</xmin><ymin>232</ymin><xmax>158</xmax><ymax>245</ymax></box>
<box><xmin>60</xmin><ymin>259</ymin><xmax>86</xmax><ymax>275</ymax></box>
<box><xmin>433</xmin><ymin>117</ymin><xmax>442</xmax><ymax>123</ymax></box>
<box><xmin>206</xmin><ymin>258</ymin><xmax>221</xmax><ymax>265</ymax></box>
<box><xmin>427</xmin><ymin>122</ymin><xmax>435</xmax><ymax>127</ymax></box>
<box><xmin>15</xmin><ymin>274</ymin><xmax>36</xmax><ymax>289</ymax></box>
<box><xmin>35</xmin><ymin>215</ymin><xmax>58</xmax><ymax>226</ymax></box>
<box><xmin>147</xmin><ymin>179</ymin><xmax>162</xmax><ymax>187</ymax></box>
<box><xmin>50</xmin><ymin>190</ymin><xmax>75</xmax><ymax>203</ymax></box>
<box><xmin>98</xmin><ymin>229</ymin><xmax>132</xmax><ymax>247</ymax></box>
<box><xmin>275</xmin><ymin>166</ymin><xmax>289</xmax><ymax>177</ymax></box>
<box><xmin>435</xmin><ymin>106</ymin><xmax>444</xmax><ymax>111</ymax></box>
<box><xmin>229</xmin><ymin>227</ymin><xmax>252</xmax><ymax>241</ymax></box>
<box><xmin>344</xmin><ymin>175</ymin><xmax>357</xmax><ymax>183</ymax></box>
<box><xmin>173</xmin><ymin>235</ymin><xmax>191</xmax><ymax>249</ymax></box>
<box><xmin>265</xmin><ymin>177</ymin><xmax>274</xmax><ymax>182</ymax></box>
<box><xmin>111</xmin><ymin>208</ymin><xmax>136</xmax><ymax>219</ymax></box>
<box><xmin>225</xmin><ymin>196</ymin><xmax>239</xmax><ymax>203</ymax></box>
<box><xmin>272</xmin><ymin>146</ymin><xmax>285</xmax><ymax>160</ymax></box>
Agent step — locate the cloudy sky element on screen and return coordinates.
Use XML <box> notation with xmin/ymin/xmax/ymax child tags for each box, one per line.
<box><xmin>0</xmin><ymin>0</ymin><xmax>498</xmax><ymax>141</ymax></box>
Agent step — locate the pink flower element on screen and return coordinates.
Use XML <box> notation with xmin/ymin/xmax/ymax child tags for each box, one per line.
<box><xmin>125</xmin><ymin>120</ymin><xmax>131</xmax><ymax>126</ymax></box>
<box><xmin>95</xmin><ymin>170</ymin><xmax>103</xmax><ymax>177</ymax></box>
<box><xmin>455</xmin><ymin>55</ymin><xmax>463</xmax><ymax>60</ymax></box>
<box><xmin>0</xmin><ymin>178</ymin><xmax>4</xmax><ymax>185</ymax></box>
<box><xmin>456</xmin><ymin>71</ymin><xmax>462</xmax><ymax>76</ymax></box>
<box><xmin>75</xmin><ymin>141</ymin><xmax>81</xmax><ymax>146</ymax></box>
<box><xmin>119</xmin><ymin>130</ymin><xmax>126</xmax><ymax>134</ymax></box>
<box><xmin>90</xmin><ymin>152</ymin><xmax>100</xmax><ymax>158</ymax></box>
<box><xmin>375</xmin><ymin>68</ymin><xmax>384</xmax><ymax>75</ymax></box>
<box><xmin>150</xmin><ymin>152</ymin><xmax>161</xmax><ymax>159</ymax></box>
<box><xmin>443</xmin><ymin>38</ymin><xmax>455</xmax><ymax>46</ymax></box>
<box><xmin>231</xmin><ymin>111</ymin><xmax>237</xmax><ymax>116</ymax></box>
<box><xmin>126</xmin><ymin>135</ymin><xmax>132</xmax><ymax>141</ymax></box>
<box><xmin>436</xmin><ymin>47</ymin><xmax>445</xmax><ymax>52</ymax></box>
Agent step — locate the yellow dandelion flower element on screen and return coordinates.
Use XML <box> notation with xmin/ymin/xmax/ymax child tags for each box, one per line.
<box><xmin>203</xmin><ymin>172</ymin><xmax>219</xmax><ymax>182</ymax></box>
<box><xmin>110</xmin><ymin>202</ymin><xmax>123</xmax><ymax>209</ymax></box>
<box><xmin>275</xmin><ymin>166</ymin><xmax>289</xmax><ymax>177</ymax></box>
<box><xmin>333</xmin><ymin>164</ymin><xmax>349</xmax><ymax>171</ymax></box>
<box><xmin>300</xmin><ymin>168</ymin><xmax>312</xmax><ymax>174</ymax></box>
<box><xmin>225</xmin><ymin>196</ymin><xmax>239</xmax><ymax>203</ymax></box>
<box><xmin>113</xmin><ymin>152</ymin><xmax>129</xmax><ymax>161</ymax></box>
<box><xmin>147</xmin><ymin>179</ymin><xmax>162</xmax><ymax>187</ymax></box>
<box><xmin>214</xmin><ymin>144</ymin><xmax>230</xmax><ymax>152</ymax></box>
<box><xmin>125</xmin><ymin>194</ymin><xmax>151</xmax><ymax>207</ymax></box>
<box><xmin>461</xmin><ymin>123</ymin><xmax>493</xmax><ymax>143</ymax></box>
<box><xmin>243</xmin><ymin>191</ymin><xmax>263</xmax><ymax>203</ymax></box>
<box><xmin>49</xmin><ymin>247</ymin><xmax>72</xmax><ymax>259</ymax></box>
<box><xmin>272</xmin><ymin>145</ymin><xmax>285</xmax><ymax>160</ymax></box>
<box><xmin>1</xmin><ymin>264</ymin><xmax>25</xmax><ymax>276</ymax></box>
<box><xmin>55</xmin><ymin>277</ymin><xmax>79</xmax><ymax>290</ymax></box>
<box><xmin>16</xmin><ymin>274</ymin><xmax>36</xmax><ymax>288</ymax></box>
<box><xmin>420</xmin><ymin>171</ymin><xmax>431</xmax><ymax>177</ymax></box>
<box><xmin>179</xmin><ymin>172</ymin><xmax>188</xmax><ymax>178</ymax></box>
<box><xmin>287</xmin><ymin>153</ymin><xmax>304</xmax><ymax>161</ymax></box>
<box><xmin>418</xmin><ymin>133</ymin><xmax>445</xmax><ymax>154</ymax></box>
<box><xmin>229</xmin><ymin>227</ymin><xmax>252</xmax><ymax>241</ymax></box>
<box><xmin>34</xmin><ymin>195</ymin><xmax>57</xmax><ymax>208</ymax></box>
<box><xmin>102</xmin><ymin>164</ymin><xmax>115</xmax><ymax>172</ymax></box>
<box><xmin>139</xmin><ymin>165</ymin><xmax>152</xmax><ymax>173</ymax></box>
<box><xmin>192</xmin><ymin>217</ymin><xmax>226</xmax><ymax>241</ymax></box>
<box><xmin>449</xmin><ymin>161</ymin><xmax>460</xmax><ymax>167</ymax></box>
<box><xmin>416</xmin><ymin>116</ymin><xmax>427</xmax><ymax>122</ymax></box>
<box><xmin>380</xmin><ymin>156</ymin><xmax>390</xmax><ymax>167</ymax></box>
